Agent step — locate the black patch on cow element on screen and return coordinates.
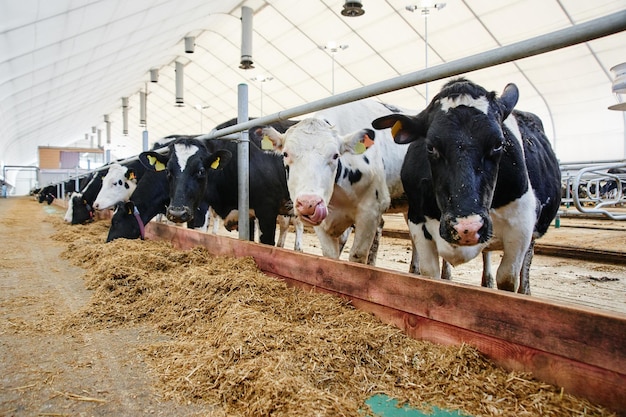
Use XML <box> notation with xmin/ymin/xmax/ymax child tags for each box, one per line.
<box><xmin>347</xmin><ymin>168</ymin><xmax>362</xmax><ymax>184</ymax></box>
<box><xmin>362</xmin><ymin>155</ymin><xmax>370</xmax><ymax>165</ymax></box>
<box><xmin>335</xmin><ymin>159</ymin><xmax>343</xmax><ymax>183</ymax></box>
<box><xmin>422</xmin><ymin>224</ymin><xmax>433</xmax><ymax>241</ymax></box>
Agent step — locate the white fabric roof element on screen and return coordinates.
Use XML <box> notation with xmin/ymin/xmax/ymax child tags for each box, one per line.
<box><xmin>1</xmin><ymin>0</ymin><xmax>625</xmax><ymax>179</ymax></box>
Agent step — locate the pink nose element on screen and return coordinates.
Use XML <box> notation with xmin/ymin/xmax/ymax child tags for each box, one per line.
<box><xmin>296</xmin><ymin>194</ymin><xmax>322</xmax><ymax>217</ymax></box>
<box><xmin>295</xmin><ymin>194</ymin><xmax>328</xmax><ymax>225</ymax></box>
<box><xmin>452</xmin><ymin>215</ymin><xmax>483</xmax><ymax>245</ymax></box>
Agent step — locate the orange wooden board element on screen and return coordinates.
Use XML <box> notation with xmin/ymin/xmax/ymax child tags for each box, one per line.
<box><xmin>145</xmin><ymin>221</ymin><xmax>626</xmax><ymax>414</ymax></box>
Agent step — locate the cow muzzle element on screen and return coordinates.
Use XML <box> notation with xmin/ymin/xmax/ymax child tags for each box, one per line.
<box><xmin>443</xmin><ymin>214</ymin><xmax>489</xmax><ymax>246</ymax></box>
<box><xmin>295</xmin><ymin>194</ymin><xmax>328</xmax><ymax>226</ymax></box>
<box><xmin>167</xmin><ymin>205</ymin><xmax>193</xmax><ymax>223</ymax></box>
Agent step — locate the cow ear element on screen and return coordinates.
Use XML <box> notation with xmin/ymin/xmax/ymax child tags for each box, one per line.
<box><xmin>499</xmin><ymin>83</ymin><xmax>519</xmax><ymax>120</ymax></box>
<box><xmin>207</xmin><ymin>149</ymin><xmax>232</xmax><ymax>170</ymax></box>
<box><xmin>259</xmin><ymin>126</ymin><xmax>286</xmax><ymax>153</ymax></box>
<box><xmin>343</xmin><ymin>129</ymin><xmax>376</xmax><ymax>154</ymax></box>
<box><xmin>125</xmin><ymin>169</ymin><xmax>137</xmax><ymax>181</ymax></box>
<box><xmin>139</xmin><ymin>151</ymin><xmax>168</xmax><ymax>172</ymax></box>
<box><xmin>372</xmin><ymin>114</ymin><xmax>424</xmax><ymax>144</ymax></box>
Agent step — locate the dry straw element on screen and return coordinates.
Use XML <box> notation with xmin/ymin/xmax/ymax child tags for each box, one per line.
<box><xmin>50</xmin><ymin>219</ymin><xmax>614</xmax><ymax>417</ymax></box>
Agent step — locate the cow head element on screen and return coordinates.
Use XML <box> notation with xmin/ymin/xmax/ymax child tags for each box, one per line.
<box><xmin>139</xmin><ymin>138</ymin><xmax>231</xmax><ymax>224</ymax></box>
<box><xmin>92</xmin><ymin>163</ymin><xmax>138</xmax><ymax>210</ymax></box>
<box><xmin>107</xmin><ymin>201</ymin><xmax>140</xmax><ymax>242</ymax></box>
<box><xmin>257</xmin><ymin>118</ymin><xmax>376</xmax><ymax>226</ymax></box>
<box><xmin>372</xmin><ymin>78</ymin><xmax>518</xmax><ymax>246</ymax></box>
<box><xmin>70</xmin><ymin>193</ymin><xmax>94</xmax><ymax>224</ymax></box>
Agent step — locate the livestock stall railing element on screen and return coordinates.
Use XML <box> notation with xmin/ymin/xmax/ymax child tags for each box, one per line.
<box><xmin>560</xmin><ymin>160</ymin><xmax>626</xmax><ymax>220</ymax></box>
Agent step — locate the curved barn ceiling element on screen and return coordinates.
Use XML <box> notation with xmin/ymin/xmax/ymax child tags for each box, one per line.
<box><xmin>1</xmin><ymin>0</ymin><xmax>625</xmax><ymax>186</ymax></box>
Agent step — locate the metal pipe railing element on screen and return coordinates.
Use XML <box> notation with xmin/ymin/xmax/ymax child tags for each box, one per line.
<box><xmin>197</xmin><ymin>10</ymin><xmax>626</xmax><ymax>142</ymax></box>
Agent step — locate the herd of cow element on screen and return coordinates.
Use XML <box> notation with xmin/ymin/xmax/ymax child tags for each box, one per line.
<box><xmin>34</xmin><ymin>78</ymin><xmax>562</xmax><ymax>295</ymax></box>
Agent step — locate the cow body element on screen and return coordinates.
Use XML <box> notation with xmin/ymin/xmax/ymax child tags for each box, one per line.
<box><xmin>259</xmin><ymin>100</ymin><xmax>410</xmax><ymax>265</ymax></box>
<box><xmin>372</xmin><ymin>78</ymin><xmax>561</xmax><ymax>293</ymax></box>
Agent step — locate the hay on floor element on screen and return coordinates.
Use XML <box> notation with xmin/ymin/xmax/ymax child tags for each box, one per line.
<box><xmin>50</xmin><ymin>219</ymin><xmax>615</xmax><ymax>417</ymax></box>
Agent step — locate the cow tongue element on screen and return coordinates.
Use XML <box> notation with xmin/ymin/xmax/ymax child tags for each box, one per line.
<box><xmin>305</xmin><ymin>203</ymin><xmax>328</xmax><ymax>225</ymax></box>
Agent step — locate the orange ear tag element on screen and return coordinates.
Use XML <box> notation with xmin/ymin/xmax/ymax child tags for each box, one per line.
<box><xmin>261</xmin><ymin>135</ymin><xmax>274</xmax><ymax>151</ymax></box>
<box><xmin>391</xmin><ymin>120</ymin><xmax>402</xmax><ymax>138</ymax></box>
<box><xmin>363</xmin><ymin>134</ymin><xmax>375</xmax><ymax>149</ymax></box>
<box><xmin>210</xmin><ymin>157</ymin><xmax>221</xmax><ymax>170</ymax></box>
<box><xmin>354</xmin><ymin>142</ymin><xmax>366</xmax><ymax>154</ymax></box>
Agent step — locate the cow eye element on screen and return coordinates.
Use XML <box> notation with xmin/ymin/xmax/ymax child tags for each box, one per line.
<box><xmin>197</xmin><ymin>168</ymin><xmax>206</xmax><ymax>178</ymax></box>
<box><xmin>282</xmin><ymin>151</ymin><xmax>288</xmax><ymax>159</ymax></box>
<box><xmin>490</xmin><ymin>142</ymin><xmax>504</xmax><ymax>157</ymax></box>
<box><xmin>332</xmin><ymin>153</ymin><xmax>339</xmax><ymax>160</ymax></box>
<box><xmin>426</xmin><ymin>143</ymin><xmax>440</xmax><ymax>159</ymax></box>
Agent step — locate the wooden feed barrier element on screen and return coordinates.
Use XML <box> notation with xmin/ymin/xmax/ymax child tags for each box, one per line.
<box><xmin>144</xmin><ymin>221</ymin><xmax>626</xmax><ymax>415</ymax></box>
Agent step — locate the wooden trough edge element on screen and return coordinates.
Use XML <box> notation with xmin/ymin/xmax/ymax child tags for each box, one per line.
<box><xmin>145</xmin><ymin>221</ymin><xmax>626</xmax><ymax>414</ymax></box>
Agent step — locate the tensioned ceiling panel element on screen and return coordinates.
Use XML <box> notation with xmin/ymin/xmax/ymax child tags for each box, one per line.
<box><xmin>0</xmin><ymin>0</ymin><xmax>625</xmax><ymax>188</ymax></box>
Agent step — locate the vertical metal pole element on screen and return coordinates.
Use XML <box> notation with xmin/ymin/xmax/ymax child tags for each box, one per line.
<box><xmin>424</xmin><ymin>13</ymin><xmax>429</xmax><ymax>104</ymax></box>
<box><xmin>142</xmin><ymin>130</ymin><xmax>149</xmax><ymax>151</ymax></box>
<box><xmin>237</xmin><ymin>83</ymin><xmax>250</xmax><ymax>241</ymax></box>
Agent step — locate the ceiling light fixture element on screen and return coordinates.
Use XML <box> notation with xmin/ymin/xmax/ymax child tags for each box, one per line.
<box><xmin>341</xmin><ymin>1</ymin><xmax>365</xmax><ymax>17</ymax></box>
<box><xmin>406</xmin><ymin>1</ymin><xmax>446</xmax><ymax>104</ymax></box>
<box><xmin>322</xmin><ymin>42</ymin><xmax>349</xmax><ymax>95</ymax></box>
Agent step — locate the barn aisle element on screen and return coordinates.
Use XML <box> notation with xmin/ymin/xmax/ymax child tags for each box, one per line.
<box><xmin>0</xmin><ymin>196</ymin><xmax>216</xmax><ymax>416</ymax></box>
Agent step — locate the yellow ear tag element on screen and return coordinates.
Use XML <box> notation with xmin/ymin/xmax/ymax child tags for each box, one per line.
<box><xmin>210</xmin><ymin>156</ymin><xmax>220</xmax><ymax>170</ymax></box>
<box><xmin>128</xmin><ymin>172</ymin><xmax>136</xmax><ymax>180</ymax></box>
<box><xmin>147</xmin><ymin>155</ymin><xmax>166</xmax><ymax>172</ymax></box>
<box><xmin>391</xmin><ymin>120</ymin><xmax>403</xmax><ymax>138</ymax></box>
<box><xmin>354</xmin><ymin>142</ymin><xmax>366</xmax><ymax>154</ymax></box>
<box><xmin>261</xmin><ymin>135</ymin><xmax>274</xmax><ymax>151</ymax></box>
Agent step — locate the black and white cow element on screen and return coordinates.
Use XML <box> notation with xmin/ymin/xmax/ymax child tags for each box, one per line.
<box><xmin>38</xmin><ymin>184</ymin><xmax>57</xmax><ymax>204</ymax></box>
<box><xmin>372</xmin><ymin>78</ymin><xmax>561</xmax><ymax>294</ymax></box>
<box><xmin>64</xmin><ymin>168</ymin><xmax>108</xmax><ymax>224</ymax></box>
<box><xmin>257</xmin><ymin>99</ymin><xmax>411</xmax><ymax>265</ymax></box>
<box><xmin>140</xmin><ymin>125</ymin><xmax>297</xmax><ymax>246</ymax></box>
<box><xmin>106</xmin><ymin>168</ymin><xmax>170</xmax><ymax>242</ymax></box>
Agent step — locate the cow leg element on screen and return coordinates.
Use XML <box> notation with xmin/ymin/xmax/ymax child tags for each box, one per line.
<box><xmin>518</xmin><ymin>240</ymin><xmax>535</xmax><ymax>295</ymax></box>
<box><xmin>256</xmin><ymin>212</ymin><xmax>278</xmax><ymax>246</ymax></box>
<box><xmin>481</xmin><ymin>251</ymin><xmax>495</xmax><ymax>288</ymax></box>
<box><xmin>339</xmin><ymin>226</ymin><xmax>353</xmax><ymax>253</ymax></box>
<box><xmin>408</xmin><ymin>220</ymin><xmax>440</xmax><ymax>277</ymax></box>
<box><xmin>440</xmin><ymin>259</ymin><xmax>452</xmax><ymax>280</ymax></box>
<box><xmin>314</xmin><ymin>227</ymin><xmax>342</xmax><ymax>259</ymax></box>
<box><xmin>292</xmin><ymin>216</ymin><xmax>304</xmax><ymax>252</ymax></box>
<box><xmin>367</xmin><ymin>218</ymin><xmax>385</xmax><ymax>265</ymax></box>
<box><xmin>276</xmin><ymin>215</ymin><xmax>290</xmax><ymax>248</ymax></box>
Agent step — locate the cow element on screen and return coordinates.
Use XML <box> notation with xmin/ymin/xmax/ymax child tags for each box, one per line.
<box><xmin>106</xmin><ymin>168</ymin><xmax>170</xmax><ymax>242</ymax></box>
<box><xmin>371</xmin><ymin>78</ymin><xmax>561</xmax><ymax>294</ymax></box>
<box><xmin>38</xmin><ymin>185</ymin><xmax>57</xmax><ymax>204</ymax></box>
<box><xmin>64</xmin><ymin>168</ymin><xmax>108</xmax><ymax>224</ymax></box>
<box><xmin>257</xmin><ymin>99</ymin><xmax>411</xmax><ymax>265</ymax></box>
